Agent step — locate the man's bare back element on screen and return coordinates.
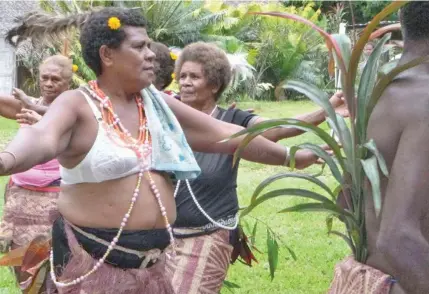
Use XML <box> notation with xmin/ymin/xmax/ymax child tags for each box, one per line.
<box><xmin>365</xmin><ymin>66</ymin><xmax>429</xmax><ymax>293</ymax></box>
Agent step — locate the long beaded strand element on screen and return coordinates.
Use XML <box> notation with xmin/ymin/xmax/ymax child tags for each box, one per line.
<box><xmin>87</xmin><ymin>81</ymin><xmax>175</xmax><ymax>250</ymax></box>
<box><xmin>50</xmin><ymin>81</ymin><xmax>175</xmax><ymax>288</ymax></box>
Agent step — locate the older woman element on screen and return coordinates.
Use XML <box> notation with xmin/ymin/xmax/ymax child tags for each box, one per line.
<box><xmin>0</xmin><ymin>54</ymin><xmax>72</xmax><ymax>290</ymax></box>
<box><xmin>1</xmin><ymin>8</ymin><xmax>320</xmax><ymax>294</ymax></box>
<box><xmin>166</xmin><ymin>42</ymin><xmax>347</xmax><ymax>294</ymax></box>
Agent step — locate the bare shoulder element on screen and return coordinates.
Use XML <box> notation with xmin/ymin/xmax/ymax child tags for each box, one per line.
<box><xmin>31</xmin><ymin>89</ymin><xmax>92</xmax><ymax>134</ymax></box>
<box><xmin>49</xmin><ymin>89</ymin><xmax>86</xmax><ymax>108</ymax></box>
<box><xmin>367</xmin><ymin>77</ymin><xmax>429</xmax><ymax>167</ymax></box>
<box><xmin>370</xmin><ymin>78</ymin><xmax>429</xmax><ymax>129</ymax></box>
<box><xmin>45</xmin><ymin>88</ymin><xmax>92</xmax><ymax>117</ymax></box>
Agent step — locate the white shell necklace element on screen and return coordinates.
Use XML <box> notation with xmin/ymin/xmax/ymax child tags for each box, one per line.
<box><xmin>173</xmin><ymin>104</ymin><xmax>239</xmax><ymax>231</ymax></box>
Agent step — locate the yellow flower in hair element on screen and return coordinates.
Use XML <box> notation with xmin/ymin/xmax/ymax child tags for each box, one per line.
<box><xmin>170</xmin><ymin>52</ymin><xmax>177</xmax><ymax>61</ymax></box>
<box><xmin>108</xmin><ymin>17</ymin><xmax>121</xmax><ymax>30</ymax></box>
<box><xmin>72</xmin><ymin>64</ymin><xmax>78</xmax><ymax>72</ymax></box>
<box><xmin>171</xmin><ymin>73</ymin><xmax>176</xmax><ymax>80</ymax></box>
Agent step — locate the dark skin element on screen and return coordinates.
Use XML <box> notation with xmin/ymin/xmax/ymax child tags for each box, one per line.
<box><xmin>0</xmin><ymin>26</ymin><xmax>292</xmax><ymax>231</ymax></box>
<box><xmin>178</xmin><ymin>61</ymin><xmax>349</xmax><ymax>143</ymax></box>
<box><xmin>0</xmin><ymin>63</ymin><xmax>70</xmax><ymax>119</ymax></box>
<box><xmin>339</xmin><ymin>40</ymin><xmax>429</xmax><ymax>294</ymax></box>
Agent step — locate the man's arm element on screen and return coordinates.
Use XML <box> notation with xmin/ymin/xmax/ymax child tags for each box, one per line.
<box><xmin>248</xmin><ymin>92</ymin><xmax>347</xmax><ymax>142</ymax></box>
<box><xmin>376</xmin><ymin>118</ymin><xmax>429</xmax><ymax>293</ymax></box>
<box><xmin>0</xmin><ymin>95</ymin><xmax>22</xmax><ymax>119</ymax></box>
<box><xmin>0</xmin><ymin>90</ymin><xmax>78</xmax><ymax>175</ymax></box>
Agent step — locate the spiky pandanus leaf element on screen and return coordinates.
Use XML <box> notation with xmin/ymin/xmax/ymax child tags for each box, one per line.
<box><xmin>289</xmin><ymin>143</ymin><xmax>343</xmax><ymax>183</ymax></box>
<box><xmin>356</xmin><ymin>33</ymin><xmax>392</xmax><ymax>141</ymax></box>
<box><xmin>226</xmin><ymin>2</ymin><xmax>415</xmax><ymax>271</ymax></box>
<box><xmin>225</xmin><ymin>118</ymin><xmax>344</xmax><ymax>169</ymax></box>
<box><xmin>250</xmin><ymin>172</ymin><xmax>336</xmax><ymax>202</ymax></box>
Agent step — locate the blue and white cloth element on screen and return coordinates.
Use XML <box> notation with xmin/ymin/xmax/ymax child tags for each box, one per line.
<box><xmin>141</xmin><ymin>85</ymin><xmax>200</xmax><ymax>180</ymax></box>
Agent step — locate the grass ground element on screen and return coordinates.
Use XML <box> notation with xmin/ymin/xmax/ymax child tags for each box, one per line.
<box><xmin>0</xmin><ymin>100</ymin><xmax>348</xmax><ymax>294</ymax></box>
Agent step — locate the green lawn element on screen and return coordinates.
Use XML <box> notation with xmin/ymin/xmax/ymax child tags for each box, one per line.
<box><xmin>0</xmin><ymin>101</ymin><xmax>348</xmax><ymax>294</ymax></box>
<box><xmin>0</xmin><ymin>117</ymin><xmax>20</xmax><ymax>294</ymax></box>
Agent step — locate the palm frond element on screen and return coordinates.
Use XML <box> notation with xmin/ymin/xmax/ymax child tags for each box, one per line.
<box><xmin>227</xmin><ymin>52</ymin><xmax>256</xmax><ymax>90</ymax></box>
<box><xmin>6</xmin><ymin>10</ymin><xmax>91</xmax><ymax>47</ymax></box>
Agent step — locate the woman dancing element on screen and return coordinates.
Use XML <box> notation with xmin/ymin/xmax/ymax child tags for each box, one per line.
<box><xmin>1</xmin><ymin>7</ymin><xmax>323</xmax><ymax>294</ymax></box>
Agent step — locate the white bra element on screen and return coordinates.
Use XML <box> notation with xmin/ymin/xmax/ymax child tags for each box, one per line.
<box><xmin>60</xmin><ymin>90</ymin><xmax>145</xmax><ymax>185</ymax></box>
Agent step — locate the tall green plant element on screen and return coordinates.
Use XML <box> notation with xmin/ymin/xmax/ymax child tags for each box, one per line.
<box><xmin>226</xmin><ymin>1</ymin><xmax>423</xmax><ymax>275</ymax></box>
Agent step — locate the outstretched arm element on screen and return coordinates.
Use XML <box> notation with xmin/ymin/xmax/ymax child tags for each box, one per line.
<box><xmin>376</xmin><ymin>118</ymin><xmax>429</xmax><ymax>293</ymax></box>
<box><xmin>0</xmin><ymin>89</ymin><xmax>49</xmax><ymax>120</ymax></box>
<box><xmin>0</xmin><ymin>90</ymin><xmax>78</xmax><ymax>175</ymax></box>
<box><xmin>0</xmin><ymin>95</ymin><xmax>22</xmax><ymax>119</ymax></box>
<box><xmin>249</xmin><ymin>92</ymin><xmax>347</xmax><ymax>142</ymax></box>
<box><xmin>12</xmin><ymin>88</ymin><xmax>48</xmax><ymax>115</ymax></box>
<box><xmin>163</xmin><ymin>92</ymin><xmax>320</xmax><ymax>168</ymax></box>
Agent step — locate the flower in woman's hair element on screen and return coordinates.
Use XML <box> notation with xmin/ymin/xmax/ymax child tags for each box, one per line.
<box><xmin>72</xmin><ymin>64</ymin><xmax>78</xmax><ymax>72</ymax></box>
<box><xmin>170</xmin><ymin>52</ymin><xmax>177</xmax><ymax>61</ymax></box>
<box><xmin>108</xmin><ymin>17</ymin><xmax>121</xmax><ymax>30</ymax></box>
<box><xmin>171</xmin><ymin>73</ymin><xmax>176</xmax><ymax>80</ymax></box>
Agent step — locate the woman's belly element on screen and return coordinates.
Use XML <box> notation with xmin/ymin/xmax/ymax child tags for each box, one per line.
<box><xmin>58</xmin><ymin>171</ymin><xmax>176</xmax><ymax>230</ymax></box>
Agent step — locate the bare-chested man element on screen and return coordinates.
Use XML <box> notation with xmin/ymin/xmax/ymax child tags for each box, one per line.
<box><xmin>330</xmin><ymin>3</ymin><xmax>429</xmax><ymax>294</ymax></box>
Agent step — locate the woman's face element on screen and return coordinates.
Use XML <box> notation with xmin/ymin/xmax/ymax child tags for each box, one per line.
<box><xmin>107</xmin><ymin>26</ymin><xmax>156</xmax><ymax>91</ymax></box>
<box><xmin>363</xmin><ymin>44</ymin><xmax>374</xmax><ymax>56</ymax></box>
<box><xmin>178</xmin><ymin>61</ymin><xmax>218</xmax><ymax>106</ymax></box>
<box><xmin>39</xmin><ymin>63</ymin><xmax>70</xmax><ymax>103</ymax></box>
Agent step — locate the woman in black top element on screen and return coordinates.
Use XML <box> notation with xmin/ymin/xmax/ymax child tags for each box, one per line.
<box><xmin>165</xmin><ymin>42</ymin><xmax>347</xmax><ymax>294</ymax></box>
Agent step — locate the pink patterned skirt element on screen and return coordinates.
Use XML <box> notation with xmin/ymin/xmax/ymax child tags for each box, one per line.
<box><xmin>52</xmin><ymin>217</ymin><xmax>174</xmax><ymax>294</ymax></box>
<box><xmin>328</xmin><ymin>256</ymin><xmax>396</xmax><ymax>294</ymax></box>
<box><xmin>165</xmin><ymin>228</ymin><xmax>233</xmax><ymax>294</ymax></box>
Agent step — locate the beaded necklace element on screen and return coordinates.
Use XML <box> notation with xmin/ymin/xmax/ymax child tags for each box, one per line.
<box><xmin>50</xmin><ymin>81</ymin><xmax>175</xmax><ymax>288</ymax></box>
<box><xmin>173</xmin><ymin>105</ymin><xmax>239</xmax><ymax>231</ymax></box>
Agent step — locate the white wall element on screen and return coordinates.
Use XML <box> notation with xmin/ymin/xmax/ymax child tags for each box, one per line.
<box><xmin>0</xmin><ymin>1</ymin><xmax>36</xmax><ymax>95</ymax></box>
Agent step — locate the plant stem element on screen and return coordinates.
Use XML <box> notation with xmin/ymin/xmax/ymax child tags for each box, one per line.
<box><xmin>245</xmin><ymin>215</ymin><xmax>284</xmax><ymax>244</ymax></box>
<box><xmin>348</xmin><ymin>0</ymin><xmax>357</xmax><ymax>46</ymax></box>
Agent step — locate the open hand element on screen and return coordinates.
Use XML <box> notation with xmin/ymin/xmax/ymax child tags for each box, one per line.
<box><xmin>329</xmin><ymin>91</ymin><xmax>349</xmax><ymax>118</ymax></box>
<box><xmin>16</xmin><ymin>108</ymin><xmax>42</xmax><ymax>125</ymax></box>
<box><xmin>12</xmin><ymin>88</ymin><xmax>34</xmax><ymax>108</ymax></box>
<box><xmin>294</xmin><ymin>144</ymin><xmax>335</xmax><ymax>169</ymax></box>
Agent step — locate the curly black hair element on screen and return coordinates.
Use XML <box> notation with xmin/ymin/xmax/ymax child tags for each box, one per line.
<box><xmin>175</xmin><ymin>42</ymin><xmax>231</xmax><ymax>101</ymax></box>
<box><xmin>80</xmin><ymin>7</ymin><xmax>147</xmax><ymax>76</ymax></box>
<box><xmin>401</xmin><ymin>2</ymin><xmax>429</xmax><ymax>41</ymax></box>
<box><xmin>151</xmin><ymin>42</ymin><xmax>175</xmax><ymax>90</ymax></box>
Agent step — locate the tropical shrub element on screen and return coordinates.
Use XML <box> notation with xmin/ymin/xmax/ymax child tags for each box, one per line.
<box><xmin>204</xmin><ymin>2</ymin><xmax>331</xmax><ymax>101</ymax></box>
<box><xmin>12</xmin><ymin>1</ymin><xmax>330</xmax><ymax>102</ymax></box>
<box><xmin>228</xmin><ymin>1</ymin><xmax>423</xmax><ymax>277</ymax></box>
